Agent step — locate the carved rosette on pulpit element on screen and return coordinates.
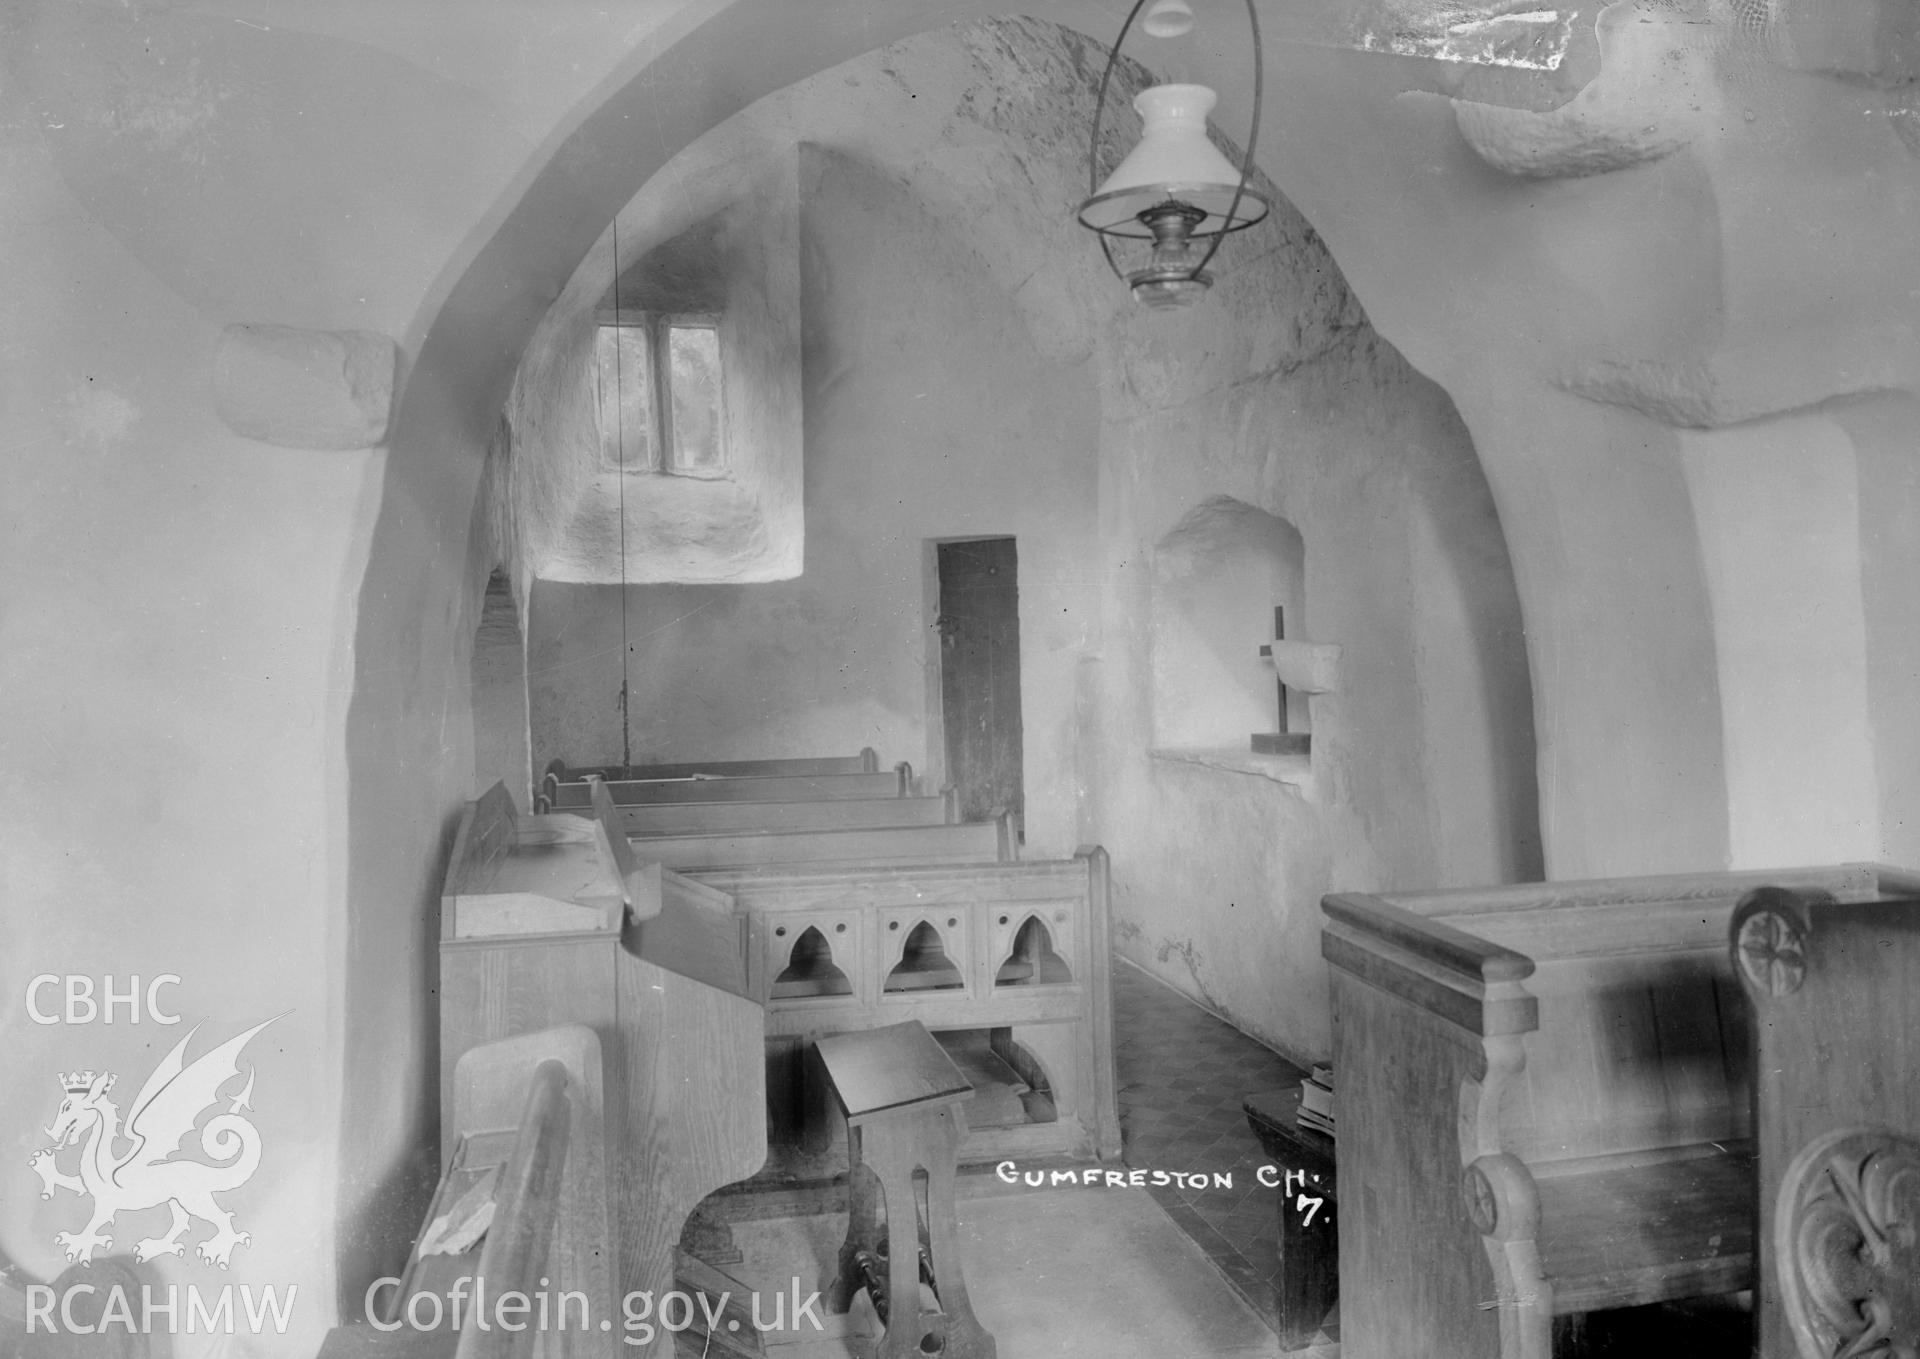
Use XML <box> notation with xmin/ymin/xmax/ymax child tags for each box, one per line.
<box><xmin>1775</xmin><ymin>1128</ymin><xmax>1920</xmax><ymax>1359</ymax></box>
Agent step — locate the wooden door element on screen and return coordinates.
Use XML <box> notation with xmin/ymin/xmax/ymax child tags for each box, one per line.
<box><xmin>936</xmin><ymin>538</ymin><xmax>1025</xmax><ymax>836</ymax></box>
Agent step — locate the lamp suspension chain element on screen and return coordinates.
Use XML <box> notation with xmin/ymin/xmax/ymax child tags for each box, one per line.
<box><xmin>612</xmin><ymin>217</ymin><xmax>633</xmax><ymax>773</ymax></box>
<box><xmin>1187</xmin><ymin>0</ymin><xmax>1261</xmax><ymax>285</ymax></box>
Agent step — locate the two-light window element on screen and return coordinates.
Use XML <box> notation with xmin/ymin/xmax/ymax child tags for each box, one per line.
<box><xmin>593</xmin><ymin>315</ymin><xmax>725</xmax><ymax>475</ymax></box>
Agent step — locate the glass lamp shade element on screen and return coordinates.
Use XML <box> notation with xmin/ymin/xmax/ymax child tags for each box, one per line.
<box><xmin>1076</xmin><ymin>84</ymin><xmax>1272</xmax><ymax>239</ymax></box>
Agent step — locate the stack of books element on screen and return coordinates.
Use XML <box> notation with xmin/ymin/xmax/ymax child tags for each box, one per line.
<box><xmin>1297</xmin><ymin>1064</ymin><xmax>1334</xmax><ymax>1138</ymax></box>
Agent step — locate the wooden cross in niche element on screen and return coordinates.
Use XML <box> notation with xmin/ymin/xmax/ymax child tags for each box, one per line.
<box><xmin>1253</xmin><ymin>606</ymin><xmax>1312</xmax><ymax>757</ymax></box>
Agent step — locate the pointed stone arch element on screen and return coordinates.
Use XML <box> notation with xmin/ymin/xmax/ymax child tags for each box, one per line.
<box><xmin>470</xmin><ymin>569</ymin><xmax>531</xmax><ymax>803</ymax></box>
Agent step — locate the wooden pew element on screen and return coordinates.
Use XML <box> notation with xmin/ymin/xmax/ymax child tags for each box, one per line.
<box><xmin>611</xmin><ymin>789</ymin><xmax>956</xmax><ymax>837</ymax></box>
<box><xmin>1320</xmin><ymin>862</ymin><xmax>1918</xmax><ymax>1359</ymax></box>
<box><xmin>1729</xmin><ymin>885</ymin><xmax>1920</xmax><ymax>1359</ymax></box>
<box><xmin>439</xmin><ymin>782</ymin><xmax>766</xmax><ymax>1359</ymax></box>
<box><xmin>545</xmin><ymin>749</ymin><xmax>878</xmax><ymax>784</ymax></box>
<box><xmin>536</xmin><ymin>764</ymin><xmax>912</xmax><ymax>812</ymax></box>
<box><xmin>694</xmin><ymin>849</ymin><xmax>1121</xmax><ymax>1165</ymax></box>
<box><xmin>623</xmin><ymin>811</ymin><xmax>1016</xmax><ymax>873</ymax></box>
<box><xmin>320</xmin><ymin>1024</ymin><xmax>609</xmax><ymax>1359</ymax></box>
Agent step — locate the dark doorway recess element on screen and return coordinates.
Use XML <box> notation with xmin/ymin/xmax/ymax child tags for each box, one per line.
<box><xmin>935</xmin><ymin>537</ymin><xmax>1025</xmax><ymax>838</ymax></box>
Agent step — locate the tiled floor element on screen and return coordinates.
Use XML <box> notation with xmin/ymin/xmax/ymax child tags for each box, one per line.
<box><xmin>703</xmin><ymin>955</ymin><xmax>1337</xmax><ymax>1354</ymax></box>
<box><xmin>727</xmin><ymin>1187</ymin><xmax>1279</xmax><ymax>1359</ymax></box>
<box><xmin>1111</xmin><ymin>957</ymin><xmax>1321</xmax><ymax>1339</ymax></box>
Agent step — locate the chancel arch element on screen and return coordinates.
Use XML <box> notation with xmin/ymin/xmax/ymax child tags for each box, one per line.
<box><xmin>344</xmin><ymin>0</ymin><xmax>1543</xmax><ymax>1309</ymax></box>
<box><xmin>16</xmin><ymin>0</ymin><xmax>1920</xmax><ymax>1345</ymax></box>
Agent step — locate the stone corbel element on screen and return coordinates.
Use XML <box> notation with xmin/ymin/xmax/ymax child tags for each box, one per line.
<box><xmin>213</xmin><ymin>323</ymin><xmax>397</xmax><ymax>449</ymax></box>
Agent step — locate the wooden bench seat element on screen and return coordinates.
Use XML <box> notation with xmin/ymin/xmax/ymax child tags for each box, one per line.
<box><xmin>624</xmin><ymin>813</ymin><xmax>1015</xmax><ymax>873</ymax></box>
<box><xmin>1321</xmin><ymin>862</ymin><xmax>1916</xmax><ymax>1359</ymax></box>
<box><xmin>613</xmin><ymin>790</ymin><xmax>956</xmax><ymax>838</ymax></box>
<box><xmin>537</xmin><ymin>766</ymin><xmax>911</xmax><ymax>811</ymax></box>
<box><xmin>546</xmin><ymin>750</ymin><xmax>879</xmax><ymax>783</ymax></box>
<box><xmin>1533</xmin><ymin>1152</ymin><xmax>1752</xmax><ymax>1314</ymax></box>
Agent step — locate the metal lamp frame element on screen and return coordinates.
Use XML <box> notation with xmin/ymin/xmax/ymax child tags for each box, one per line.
<box><xmin>1083</xmin><ymin>0</ymin><xmax>1267</xmax><ymax>290</ymax></box>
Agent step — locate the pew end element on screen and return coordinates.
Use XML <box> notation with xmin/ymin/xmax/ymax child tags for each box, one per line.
<box><xmin>1729</xmin><ymin>886</ymin><xmax>1920</xmax><ymax>1359</ymax></box>
<box><xmin>1323</xmin><ymin>862</ymin><xmax>1916</xmax><ymax>1359</ymax></box>
<box><xmin>321</xmin><ymin>1025</ymin><xmax>607</xmax><ymax>1359</ymax></box>
<box><xmin>439</xmin><ymin>783</ymin><xmax>766</xmax><ymax>1359</ymax></box>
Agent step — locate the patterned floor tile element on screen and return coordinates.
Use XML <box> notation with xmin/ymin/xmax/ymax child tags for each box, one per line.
<box><xmin>1111</xmin><ymin>957</ymin><xmax>1310</xmax><ymax>1339</ymax></box>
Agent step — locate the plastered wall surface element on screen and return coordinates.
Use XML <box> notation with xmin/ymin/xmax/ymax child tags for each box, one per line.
<box><xmin>1681</xmin><ymin>415</ymin><xmax>1880</xmax><ymax>864</ymax></box>
<box><xmin>0</xmin><ymin>144</ymin><xmax>353</xmax><ymax>1342</ymax></box>
<box><xmin>1841</xmin><ymin>394</ymin><xmax>1920</xmax><ymax>865</ymax></box>
<box><xmin>528</xmin><ymin>134</ymin><xmax>1103</xmax><ymax>861</ymax></box>
<box><xmin>1088</xmin><ymin>300</ymin><xmax>1539</xmax><ymax>1053</ymax></box>
<box><xmin>517</xmin><ymin>23</ymin><xmax>1538</xmax><ymax>1057</ymax></box>
<box><xmin>2</xmin><ymin>0</ymin><xmax>710</xmax><ymax>1343</ymax></box>
<box><xmin>1250</xmin><ymin>13</ymin><xmax>1920</xmax><ymax>876</ymax></box>
<box><xmin>8</xmin><ymin>0</ymin><xmax>1919</xmax><ymax>1337</ymax></box>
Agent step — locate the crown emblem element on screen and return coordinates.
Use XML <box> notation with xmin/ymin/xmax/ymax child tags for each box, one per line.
<box><xmin>60</xmin><ymin>1071</ymin><xmax>110</xmax><ymax>1094</ymax></box>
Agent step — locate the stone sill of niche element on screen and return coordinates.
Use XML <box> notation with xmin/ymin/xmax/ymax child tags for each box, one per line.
<box><xmin>616</xmin><ymin>465</ymin><xmax>733</xmax><ymax>482</ymax></box>
<box><xmin>1148</xmin><ymin>747</ymin><xmax>1313</xmax><ymax>788</ymax></box>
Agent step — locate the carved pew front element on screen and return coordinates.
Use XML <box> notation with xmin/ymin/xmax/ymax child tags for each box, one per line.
<box><xmin>1321</xmin><ymin>863</ymin><xmax>1916</xmax><ymax>1359</ymax></box>
<box><xmin>694</xmin><ymin>849</ymin><xmax>1122</xmax><ymax>1165</ymax></box>
<box><xmin>1729</xmin><ymin>885</ymin><xmax>1920</xmax><ymax>1359</ymax></box>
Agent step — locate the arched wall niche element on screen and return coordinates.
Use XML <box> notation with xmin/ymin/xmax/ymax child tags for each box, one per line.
<box><xmin>497</xmin><ymin>164</ymin><xmax>804</xmax><ymax>589</ymax></box>
<box><xmin>1149</xmin><ymin>497</ymin><xmax>1307</xmax><ymax>751</ymax></box>
<box><xmin>469</xmin><ymin>569</ymin><xmax>531</xmax><ymax>804</ymax></box>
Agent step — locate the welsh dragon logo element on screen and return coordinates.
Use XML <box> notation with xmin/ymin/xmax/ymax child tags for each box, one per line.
<box><xmin>28</xmin><ymin>1016</ymin><xmax>278</xmax><ymax>1269</ymax></box>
